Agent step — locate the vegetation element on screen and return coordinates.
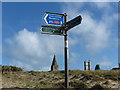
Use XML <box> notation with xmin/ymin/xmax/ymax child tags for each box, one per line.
<box><xmin>1</xmin><ymin>65</ymin><xmax>120</xmax><ymax>89</ymax></box>
<box><xmin>95</xmin><ymin>64</ymin><xmax>101</xmax><ymax>70</ymax></box>
<box><xmin>2</xmin><ymin>65</ymin><xmax>23</xmax><ymax>72</ymax></box>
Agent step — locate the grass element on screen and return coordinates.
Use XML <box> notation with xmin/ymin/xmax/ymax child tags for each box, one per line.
<box><xmin>69</xmin><ymin>81</ymin><xmax>88</xmax><ymax>88</ymax></box>
<box><xmin>2</xmin><ymin>69</ymin><xmax>120</xmax><ymax>88</ymax></box>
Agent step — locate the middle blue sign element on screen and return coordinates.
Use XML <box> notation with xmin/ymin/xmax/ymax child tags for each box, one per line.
<box><xmin>44</xmin><ymin>13</ymin><xmax>64</xmax><ymax>26</ymax></box>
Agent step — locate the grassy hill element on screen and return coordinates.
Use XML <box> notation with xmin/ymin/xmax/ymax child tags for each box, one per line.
<box><xmin>1</xmin><ymin>65</ymin><xmax>120</xmax><ymax>89</ymax></box>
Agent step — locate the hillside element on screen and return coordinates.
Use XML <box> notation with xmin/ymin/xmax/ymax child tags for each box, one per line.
<box><xmin>1</xmin><ymin>66</ymin><xmax>120</xmax><ymax>89</ymax></box>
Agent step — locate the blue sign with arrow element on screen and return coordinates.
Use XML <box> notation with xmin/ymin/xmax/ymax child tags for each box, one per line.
<box><xmin>44</xmin><ymin>12</ymin><xmax>64</xmax><ymax>26</ymax></box>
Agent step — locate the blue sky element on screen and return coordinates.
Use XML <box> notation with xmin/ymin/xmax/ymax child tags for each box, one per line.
<box><xmin>2</xmin><ymin>2</ymin><xmax>118</xmax><ymax>71</ymax></box>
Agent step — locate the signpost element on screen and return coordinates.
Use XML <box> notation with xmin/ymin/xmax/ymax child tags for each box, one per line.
<box><xmin>41</xmin><ymin>25</ymin><xmax>64</xmax><ymax>35</ymax></box>
<box><xmin>41</xmin><ymin>12</ymin><xmax>82</xmax><ymax>88</ymax></box>
<box><xmin>44</xmin><ymin>12</ymin><xmax>64</xmax><ymax>26</ymax></box>
<box><xmin>64</xmin><ymin>13</ymin><xmax>69</xmax><ymax>88</ymax></box>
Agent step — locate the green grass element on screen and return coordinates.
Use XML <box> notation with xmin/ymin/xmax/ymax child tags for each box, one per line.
<box><xmin>2</xmin><ymin>69</ymin><xmax>120</xmax><ymax>88</ymax></box>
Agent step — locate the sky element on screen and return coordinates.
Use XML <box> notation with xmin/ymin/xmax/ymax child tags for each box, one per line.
<box><xmin>1</xmin><ymin>2</ymin><xmax>119</xmax><ymax>71</ymax></box>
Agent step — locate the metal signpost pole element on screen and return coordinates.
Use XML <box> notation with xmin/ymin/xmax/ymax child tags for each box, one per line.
<box><xmin>41</xmin><ymin>12</ymin><xmax>82</xmax><ymax>88</ymax></box>
<box><xmin>64</xmin><ymin>13</ymin><xmax>69</xmax><ymax>88</ymax></box>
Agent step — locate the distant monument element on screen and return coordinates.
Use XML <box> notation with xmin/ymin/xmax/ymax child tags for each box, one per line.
<box><xmin>51</xmin><ymin>55</ymin><xmax>58</xmax><ymax>71</ymax></box>
<box><xmin>84</xmin><ymin>61</ymin><xmax>91</xmax><ymax>70</ymax></box>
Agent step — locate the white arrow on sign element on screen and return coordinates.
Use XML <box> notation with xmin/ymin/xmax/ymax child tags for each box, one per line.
<box><xmin>44</xmin><ymin>14</ymin><xmax>49</xmax><ymax>24</ymax></box>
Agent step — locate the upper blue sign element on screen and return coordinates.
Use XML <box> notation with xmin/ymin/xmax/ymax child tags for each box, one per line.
<box><xmin>44</xmin><ymin>13</ymin><xmax>64</xmax><ymax>26</ymax></box>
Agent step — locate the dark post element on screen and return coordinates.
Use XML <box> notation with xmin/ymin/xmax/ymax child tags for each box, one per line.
<box><xmin>88</xmin><ymin>61</ymin><xmax>90</xmax><ymax>70</ymax></box>
<box><xmin>64</xmin><ymin>13</ymin><xmax>69</xmax><ymax>88</ymax></box>
<box><xmin>84</xmin><ymin>61</ymin><xmax>86</xmax><ymax>70</ymax></box>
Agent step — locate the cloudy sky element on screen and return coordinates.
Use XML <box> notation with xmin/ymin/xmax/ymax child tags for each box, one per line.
<box><xmin>1</xmin><ymin>1</ymin><xmax>118</xmax><ymax>71</ymax></box>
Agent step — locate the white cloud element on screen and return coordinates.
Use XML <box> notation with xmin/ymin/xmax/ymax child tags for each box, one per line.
<box><xmin>69</xmin><ymin>37</ymin><xmax>78</xmax><ymax>46</ymax></box>
<box><xmin>5</xmin><ymin>29</ymin><xmax>64</xmax><ymax>71</ymax></box>
<box><xmin>69</xmin><ymin>52</ymin><xmax>80</xmax><ymax>64</ymax></box>
<box><xmin>61</xmin><ymin>2</ymin><xmax>117</xmax><ymax>54</ymax></box>
<box><xmin>40</xmin><ymin>66</ymin><xmax>51</xmax><ymax>71</ymax></box>
<box><xmin>93</xmin><ymin>2</ymin><xmax>111</xmax><ymax>9</ymax></box>
<box><xmin>98</xmin><ymin>56</ymin><xmax>112</xmax><ymax>67</ymax></box>
<box><xmin>11</xmin><ymin>60</ymin><xmax>34</xmax><ymax>70</ymax></box>
<box><xmin>69</xmin><ymin>52</ymin><xmax>81</xmax><ymax>69</ymax></box>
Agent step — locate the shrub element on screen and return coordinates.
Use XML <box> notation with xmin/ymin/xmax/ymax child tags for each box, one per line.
<box><xmin>2</xmin><ymin>65</ymin><xmax>23</xmax><ymax>73</ymax></box>
<box><xmin>95</xmin><ymin>64</ymin><xmax>101</xmax><ymax>70</ymax></box>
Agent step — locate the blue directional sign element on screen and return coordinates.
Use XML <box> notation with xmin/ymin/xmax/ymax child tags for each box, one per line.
<box><xmin>44</xmin><ymin>13</ymin><xmax>64</xmax><ymax>26</ymax></box>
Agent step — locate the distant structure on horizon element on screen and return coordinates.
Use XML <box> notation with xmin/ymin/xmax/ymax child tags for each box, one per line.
<box><xmin>51</xmin><ymin>55</ymin><xmax>58</xmax><ymax>71</ymax></box>
<box><xmin>84</xmin><ymin>61</ymin><xmax>91</xmax><ymax>70</ymax></box>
